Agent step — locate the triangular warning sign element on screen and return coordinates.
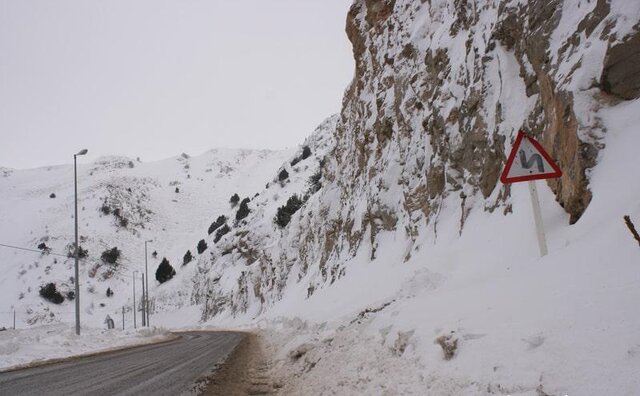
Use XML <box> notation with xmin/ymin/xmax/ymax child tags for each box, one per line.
<box><xmin>500</xmin><ymin>130</ymin><xmax>562</xmax><ymax>184</ymax></box>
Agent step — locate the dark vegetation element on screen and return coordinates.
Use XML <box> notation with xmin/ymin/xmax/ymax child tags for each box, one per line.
<box><xmin>214</xmin><ymin>224</ymin><xmax>231</xmax><ymax>243</ymax></box>
<box><xmin>101</xmin><ymin>247</ymin><xmax>121</xmax><ymax>265</ymax></box>
<box><xmin>156</xmin><ymin>258</ymin><xmax>176</xmax><ymax>284</ymax></box>
<box><xmin>208</xmin><ymin>215</ymin><xmax>227</xmax><ymax>235</ymax></box>
<box><xmin>229</xmin><ymin>193</ymin><xmax>240</xmax><ymax>207</ymax></box>
<box><xmin>301</xmin><ymin>145</ymin><xmax>312</xmax><ymax>160</ymax></box>
<box><xmin>39</xmin><ymin>283</ymin><xmax>64</xmax><ymax>304</ymax></box>
<box><xmin>37</xmin><ymin>242</ymin><xmax>51</xmax><ymax>254</ymax></box>
<box><xmin>106</xmin><ymin>287</ymin><xmax>114</xmax><ymax>297</ymax></box>
<box><xmin>49</xmin><ymin>193</ymin><xmax>56</xmax><ymax>199</ymax></box>
<box><xmin>66</xmin><ymin>243</ymin><xmax>88</xmax><ymax>259</ymax></box>
<box><xmin>197</xmin><ymin>239</ymin><xmax>208</xmax><ymax>254</ymax></box>
<box><xmin>235</xmin><ymin>198</ymin><xmax>250</xmax><ymax>221</ymax></box>
<box><xmin>152</xmin><ymin>250</ymin><xmax>158</xmax><ymax>258</ymax></box>
<box><xmin>183</xmin><ymin>250</ymin><xmax>193</xmax><ymax>265</ymax></box>
<box><xmin>278</xmin><ymin>169</ymin><xmax>289</xmax><ymax>182</ymax></box>
<box><xmin>100</xmin><ymin>199</ymin><xmax>129</xmax><ymax>228</ymax></box>
<box><xmin>307</xmin><ymin>168</ymin><xmax>322</xmax><ymax>195</ymax></box>
<box><xmin>290</xmin><ymin>145</ymin><xmax>312</xmax><ymax>166</ymax></box>
<box><xmin>274</xmin><ymin>194</ymin><xmax>304</xmax><ymax>228</ymax></box>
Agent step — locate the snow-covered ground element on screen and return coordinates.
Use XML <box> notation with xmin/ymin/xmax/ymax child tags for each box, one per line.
<box><xmin>0</xmin><ymin>324</ymin><xmax>171</xmax><ymax>371</ymax></box>
<box><xmin>191</xmin><ymin>100</ymin><xmax>640</xmax><ymax>395</ymax></box>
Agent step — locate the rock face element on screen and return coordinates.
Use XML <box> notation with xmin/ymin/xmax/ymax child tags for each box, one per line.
<box><xmin>601</xmin><ymin>30</ymin><xmax>640</xmax><ymax>100</ymax></box>
<box><xmin>194</xmin><ymin>0</ymin><xmax>639</xmax><ymax>319</ymax></box>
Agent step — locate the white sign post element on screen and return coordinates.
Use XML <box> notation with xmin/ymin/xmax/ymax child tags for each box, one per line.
<box><xmin>500</xmin><ymin>130</ymin><xmax>562</xmax><ymax>257</ymax></box>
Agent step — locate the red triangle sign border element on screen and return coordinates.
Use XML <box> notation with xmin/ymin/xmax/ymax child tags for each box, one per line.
<box><xmin>500</xmin><ymin>130</ymin><xmax>562</xmax><ymax>184</ymax></box>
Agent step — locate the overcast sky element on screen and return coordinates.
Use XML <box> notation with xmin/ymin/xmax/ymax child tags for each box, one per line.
<box><xmin>0</xmin><ymin>0</ymin><xmax>354</xmax><ymax>169</ymax></box>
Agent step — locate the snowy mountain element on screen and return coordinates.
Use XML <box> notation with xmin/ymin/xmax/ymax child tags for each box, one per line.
<box><xmin>2</xmin><ymin>0</ymin><xmax>640</xmax><ymax>394</ymax></box>
<box><xmin>0</xmin><ymin>147</ymin><xmax>293</xmax><ymax>328</ymax></box>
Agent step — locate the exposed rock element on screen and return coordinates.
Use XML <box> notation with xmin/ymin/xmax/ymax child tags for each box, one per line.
<box><xmin>601</xmin><ymin>31</ymin><xmax>640</xmax><ymax>100</ymax></box>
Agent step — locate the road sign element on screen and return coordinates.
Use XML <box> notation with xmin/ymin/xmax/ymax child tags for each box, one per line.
<box><xmin>500</xmin><ymin>130</ymin><xmax>563</xmax><ymax>257</ymax></box>
<box><xmin>500</xmin><ymin>130</ymin><xmax>562</xmax><ymax>184</ymax></box>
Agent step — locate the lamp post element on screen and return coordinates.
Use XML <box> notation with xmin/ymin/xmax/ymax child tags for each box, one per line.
<box><xmin>145</xmin><ymin>240</ymin><xmax>152</xmax><ymax>327</ymax></box>
<box><xmin>73</xmin><ymin>148</ymin><xmax>88</xmax><ymax>336</ymax></box>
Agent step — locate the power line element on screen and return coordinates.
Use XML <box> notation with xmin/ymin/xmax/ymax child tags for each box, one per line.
<box><xmin>0</xmin><ymin>243</ymin><xmax>68</xmax><ymax>257</ymax></box>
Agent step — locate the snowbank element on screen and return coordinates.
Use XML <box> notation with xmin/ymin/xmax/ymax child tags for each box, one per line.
<box><xmin>0</xmin><ymin>324</ymin><xmax>171</xmax><ymax>371</ymax></box>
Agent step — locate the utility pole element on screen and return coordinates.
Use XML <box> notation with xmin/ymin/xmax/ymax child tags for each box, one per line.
<box><xmin>73</xmin><ymin>148</ymin><xmax>88</xmax><ymax>336</ymax></box>
<box><xmin>133</xmin><ymin>271</ymin><xmax>137</xmax><ymax>329</ymax></box>
<box><xmin>141</xmin><ymin>273</ymin><xmax>146</xmax><ymax>327</ymax></box>
<box><xmin>145</xmin><ymin>240</ymin><xmax>152</xmax><ymax>327</ymax></box>
<box><xmin>122</xmin><ymin>306</ymin><xmax>125</xmax><ymax>330</ymax></box>
<box><xmin>13</xmin><ymin>310</ymin><xmax>15</xmax><ymax>330</ymax></box>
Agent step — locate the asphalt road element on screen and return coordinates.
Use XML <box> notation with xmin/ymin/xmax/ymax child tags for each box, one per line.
<box><xmin>0</xmin><ymin>331</ymin><xmax>245</xmax><ymax>396</ymax></box>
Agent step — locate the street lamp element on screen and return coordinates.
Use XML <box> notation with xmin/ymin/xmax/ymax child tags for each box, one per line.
<box><xmin>144</xmin><ymin>240</ymin><xmax>152</xmax><ymax>327</ymax></box>
<box><xmin>74</xmin><ymin>148</ymin><xmax>88</xmax><ymax>336</ymax></box>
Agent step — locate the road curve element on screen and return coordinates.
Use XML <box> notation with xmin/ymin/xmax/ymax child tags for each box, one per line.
<box><xmin>0</xmin><ymin>331</ymin><xmax>245</xmax><ymax>396</ymax></box>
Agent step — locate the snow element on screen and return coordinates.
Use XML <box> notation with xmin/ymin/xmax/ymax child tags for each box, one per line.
<box><xmin>0</xmin><ymin>147</ymin><xmax>293</xmax><ymax>330</ymax></box>
<box><xmin>0</xmin><ymin>324</ymin><xmax>171</xmax><ymax>371</ymax></box>
<box><xmin>1</xmin><ymin>0</ymin><xmax>640</xmax><ymax>395</ymax></box>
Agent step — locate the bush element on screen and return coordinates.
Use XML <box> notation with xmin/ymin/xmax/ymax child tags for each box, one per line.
<box><xmin>307</xmin><ymin>169</ymin><xmax>322</xmax><ymax>194</ymax></box>
<box><xmin>278</xmin><ymin>169</ymin><xmax>289</xmax><ymax>182</ymax></box>
<box><xmin>208</xmin><ymin>215</ymin><xmax>227</xmax><ymax>235</ymax></box>
<box><xmin>229</xmin><ymin>193</ymin><xmax>240</xmax><ymax>207</ymax></box>
<box><xmin>274</xmin><ymin>194</ymin><xmax>305</xmax><ymax>227</ymax></box>
<box><xmin>67</xmin><ymin>243</ymin><xmax>88</xmax><ymax>259</ymax></box>
<box><xmin>155</xmin><ymin>258</ymin><xmax>176</xmax><ymax>284</ymax></box>
<box><xmin>106</xmin><ymin>287</ymin><xmax>114</xmax><ymax>297</ymax></box>
<box><xmin>66</xmin><ymin>291</ymin><xmax>75</xmax><ymax>301</ymax></box>
<box><xmin>290</xmin><ymin>156</ymin><xmax>301</xmax><ymax>167</ymax></box>
<box><xmin>101</xmin><ymin>247</ymin><xmax>121</xmax><ymax>265</ymax></box>
<box><xmin>183</xmin><ymin>250</ymin><xmax>193</xmax><ymax>265</ymax></box>
<box><xmin>235</xmin><ymin>198</ymin><xmax>250</xmax><ymax>221</ymax></box>
<box><xmin>39</xmin><ymin>283</ymin><xmax>64</xmax><ymax>304</ymax></box>
<box><xmin>37</xmin><ymin>242</ymin><xmax>49</xmax><ymax>251</ymax></box>
<box><xmin>112</xmin><ymin>208</ymin><xmax>128</xmax><ymax>228</ymax></box>
<box><xmin>100</xmin><ymin>204</ymin><xmax>111</xmax><ymax>215</ymax></box>
<box><xmin>152</xmin><ymin>250</ymin><xmax>158</xmax><ymax>258</ymax></box>
<box><xmin>214</xmin><ymin>224</ymin><xmax>231</xmax><ymax>243</ymax></box>
<box><xmin>197</xmin><ymin>239</ymin><xmax>208</xmax><ymax>254</ymax></box>
<box><xmin>301</xmin><ymin>145</ymin><xmax>312</xmax><ymax>159</ymax></box>
<box><xmin>49</xmin><ymin>193</ymin><xmax>56</xmax><ymax>199</ymax></box>
<box><xmin>175</xmin><ymin>187</ymin><xmax>180</xmax><ymax>193</ymax></box>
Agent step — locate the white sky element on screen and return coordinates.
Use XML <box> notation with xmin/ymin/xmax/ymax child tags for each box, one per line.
<box><xmin>0</xmin><ymin>0</ymin><xmax>354</xmax><ymax>169</ymax></box>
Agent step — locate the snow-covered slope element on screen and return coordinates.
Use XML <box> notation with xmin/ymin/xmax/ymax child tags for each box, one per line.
<box><xmin>0</xmin><ymin>148</ymin><xmax>292</xmax><ymax>328</ymax></box>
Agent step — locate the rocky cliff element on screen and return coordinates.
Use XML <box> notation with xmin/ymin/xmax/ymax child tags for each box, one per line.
<box><xmin>194</xmin><ymin>0</ymin><xmax>639</xmax><ymax>320</ymax></box>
